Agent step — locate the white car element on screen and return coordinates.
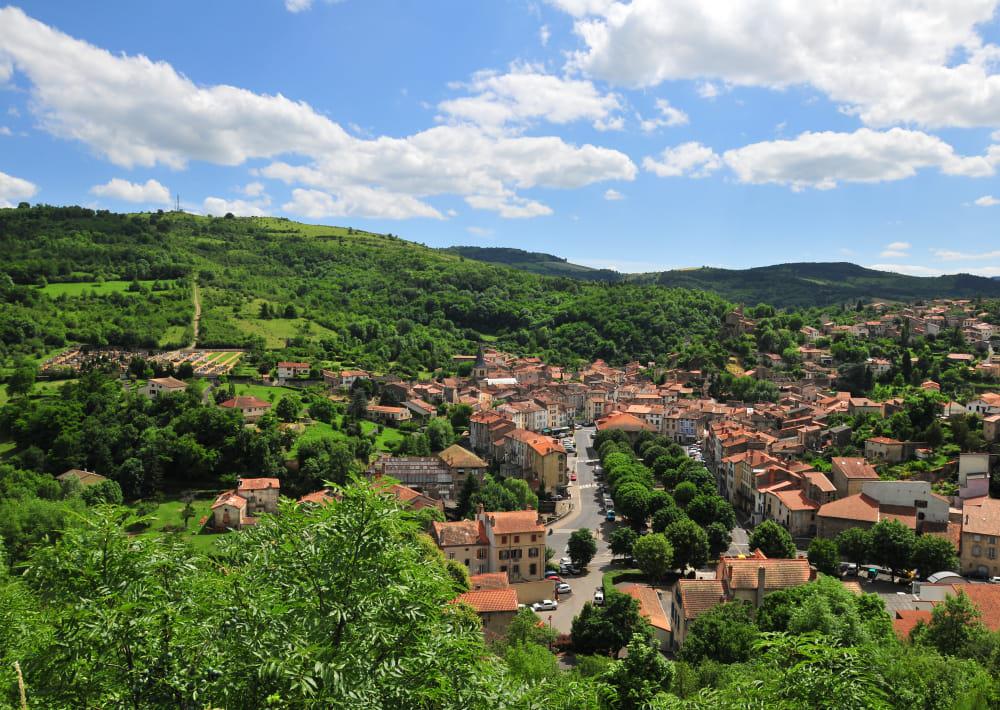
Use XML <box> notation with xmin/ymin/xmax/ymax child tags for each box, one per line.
<box><xmin>593</xmin><ymin>589</ymin><xmax>605</xmax><ymax>605</ymax></box>
<box><xmin>555</xmin><ymin>582</ymin><xmax>572</xmax><ymax>595</ymax></box>
<box><xmin>532</xmin><ymin>599</ymin><xmax>558</xmax><ymax>611</ymax></box>
<box><xmin>989</xmin><ymin>576</ymin><xmax>1000</xmax><ymax>585</ymax></box>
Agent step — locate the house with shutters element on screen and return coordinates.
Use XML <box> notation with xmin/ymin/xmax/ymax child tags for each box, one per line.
<box><xmin>211</xmin><ymin>477</ymin><xmax>280</xmax><ymax>530</ymax></box>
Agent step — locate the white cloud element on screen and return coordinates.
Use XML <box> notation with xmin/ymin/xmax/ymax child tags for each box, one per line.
<box><xmin>638</xmin><ymin>98</ymin><xmax>688</xmax><ymax>132</ymax></box>
<box><xmin>0</xmin><ymin>126</ymin><xmax>10</xmax><ymax>136</ymax></box>
<box><xmin>466</xmin><ymin>226</ymin><xmax>493</xmax><ymax>237</ymax></box>
<box><xmin>203</xmin><ymin>196</ymin><xmax>270</xmax><ymax>217</ymax></box>
<box><xmin>241</xmin><ymin>181</ymin><xmax>266</xmax><ymax>197</ymax></box>
<box><xmin>540</xmin><ymin>25</ymin><xmax>551</xmax><ymax>47</ymax></box>
<box><xmin>464</xmin><ymin>192</ymin><xmax>552</xmax><ymax>218</ymax></box>
<box><xmin>560</xmin><ymin>0</ymin><xmax>1000</xmax><ymax>129</ymax></box>
<box><xmin>0</xmin><ymin>169</ymin><xmax>37</xmax><ymax>207</ymax></box>
<box><xmin>696</xmin><ymin>81</ymin><xmax>720</xmax><ymax>99</ymax></box>
<box><xmin>866</xmin><ymin>263</ymin><xmax>942</xmax><ymax>277</ymax></box>
<box><xmin>284</xmin><ymin>0</ymin><xmax>344</xmax><ymax>12</ymax></box>
<box><xmin>438</xmin><ymin>63</ymin><xmax>623</xmax><ymax>132</ymax></box>
<box><xmin>932</xmin><ymin>247</ymin><xmax>1000</xmax><ymax>260</ymax></box>
<box><xmin>90</xmin><ymin>178</ymin><xmax>170</xmax><ymax>205</ymax></box>
<box><xmin>643</xmin><ymin>142</ymin><xmax>721</xmax><ymax>178</ymax></box>
<box><xmin>0</xmin><ymin>8</ymin><xmax>634</xmax><ymax>220</ymax></box>
<box><xmin>973</xmin><ymin>195</ymin><xmax>1000</xmax><ymax>206</ymax></box>
<box><xmin>603</xmin><ymin>188</ymin><xmax>623</xmax><ymax>200</ymax></box>
<box><xmin>879</xmin><ymin>241</ymin><xmax>912</xmax><ymax>259</ymax></box>
<box><xmin>282</xmin><ymin>187</ymin><xmax>443</xmax><ymax>220</ymax></box>
<box><xmin>721</xmin><ymin>128</ymin><xmax>998</xmax><ymax>191</ymax></box>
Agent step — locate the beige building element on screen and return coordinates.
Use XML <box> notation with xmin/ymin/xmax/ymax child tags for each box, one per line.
<box><xmin>865</xmin><ymin>437</ymin><xmax>906</xmax><ymax>464</ymax></box>
<box><xmin>670</xmin><ymin>579</ymin><xmax>725</xmax><ymax>648</ymax></box>
<box><xmin>830</xmin><ymin>457</ymin><xmax>880</xmax><ymax>498</ymax></box>
<box><xmin>961</xmin><ymin>497</ymin><xmax>1000</xmax><ymax>579</ymax></box>
<box><xmin>220</xmin><ymin>395</ymin><xmax>271</xmax><ymax>423</ymax></box>
<box><xmin>211</xmin><ymin>477</ymin><xmax>280</xmax><ymax>530</ymax></box>
<box><xmin>143</xmin><ymin>376</ymin><xmax>187</xmax><ymax>398</ymax></box>
<box><xmin>432</xmin><ymin>507</ymin><xmax>547</xmax><ymax>583</ymax></box>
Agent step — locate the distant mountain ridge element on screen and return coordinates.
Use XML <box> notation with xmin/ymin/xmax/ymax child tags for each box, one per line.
<box><xmin>440</xmin><ymin>246</ymin><xmax>621</xmax><ymax>282</ymax></box>
<box><xmin>442</xmin><ymin>246</ymin><xmax>1000</xmax><ymax>307</ymax></box>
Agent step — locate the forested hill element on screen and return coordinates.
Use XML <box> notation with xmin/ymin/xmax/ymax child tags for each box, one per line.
<box><xmin>0</xmin><ymin>205</ymin><xmax>729</xmax><ymax>374</ymax></box>
<box><xmin>446</xmin><ymin>246</ymin><xmax>1000</xmax><ymax>308</ymax></box>
<box><xmin>643</xmin><ymin>262</ymin><xmax>1000</xmax><ymax>308</ymax></box>
<box><xmin>441</xmin><ymin>246</ymin><xmax>621</xmax><ymax>282</ymax></box>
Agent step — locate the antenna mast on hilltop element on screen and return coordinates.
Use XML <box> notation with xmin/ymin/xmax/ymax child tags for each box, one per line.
<box><xmin>174</xmin><ymin>194</ymin><xmax>181</xmax><ymax>212</ymax></box>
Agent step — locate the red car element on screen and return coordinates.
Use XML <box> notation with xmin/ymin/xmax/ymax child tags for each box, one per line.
<box><xmin>544</xmin><ymin>573</ymin><xmax>562</xmax><ymax>582</ymax></box>
<box><xmin>569</xmin><ymin>472</ymin><xmax>577</xmax><ymax>481</ymax></box>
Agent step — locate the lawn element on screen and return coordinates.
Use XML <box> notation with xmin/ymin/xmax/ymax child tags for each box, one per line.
<box><xmin>232</xmin><ymin>382</ymin><xmax>301</xmax><ymax>402</ymax></box>
<box><xmin>159</xmin><ymin>325</ymin><xmax>189</xmax><ymax>347</ymax></box>
<box><xmin>39</xmin><ymin>280</ymin><xmax>160</xmax><ymax>297</ymax></box>
<box><xmin>292</xmin><ymin>417</ymin><xmax>406</xmax><ymax>456</ymax></box>
<box><xmin>138</xmin><ymin>497</ymin><xmax>224</xmax><ymax>552</ymax></box>
<box><xmin>229</xmin><ymin>299</ymin><xmax>339</xmax><ymax>348</ymax></box>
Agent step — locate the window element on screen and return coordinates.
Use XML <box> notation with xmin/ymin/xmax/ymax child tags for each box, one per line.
<box><xmin>512</xmin><ymin>564</ymin><xmax>520</xmax><ymax>577</ymax></box>
<box><xmin>477</xmin><ymin>548</ymin><xmax>487</xmax><ymax>559</ymax></box>
<box><xmin>501</xmin><ymin>536</ymin><xmax>507</xmax><ymax>545</ymax></box>
<box><xmin>973</xmin><ymin>545</ymin><xmax>982</xmax><ymax>557</ymax></box>
<box><xmin>914</xmin><ymin>500</ymin><xmax>927</xmax><ymax>508</ymax></box>
<box><xmin>448</xmin><ymin>553</ymin><xmax>455</xmax><ymax>560</ymax></box>
<box><xmin>514</xmin><ymin>536</ymin><xmax>520</xmax><ymax>544</ymax></box>
<box><xmin>529</xmin><ymin>563</ymin><xmax>537</xmax><ymax>576</ymax></box>
<box><xmin>531</xmin><ymin>534</ymin><xmax>537</xmax><ymax>543</ymax></box>
<box><xmin>989</xmin><ymin>548</ymin><xmax>998</xmax><ymax>560</ymax></box>
<box><xmin>990</xmin><ymin>536</ymin><xmax>998</xmax><ymax>545</ymax></box>
<box><xmin>529</xmin><ymin>547</ymin><xmax>539</xmax><ymax>558</ymax></box>
<box><xmin>500</xmin><ymin>565</ymin><xmax>507</xmax><ymax>573</ymax></box>
<box><xmin>974</xmin><ymin>534</ymin><xmax>982</xmax><ymax>542</ymax></box>
<box><xmin>464</xmin><ymin>559</ymin><xmax>470</xmax><ymax>566</ymax></box>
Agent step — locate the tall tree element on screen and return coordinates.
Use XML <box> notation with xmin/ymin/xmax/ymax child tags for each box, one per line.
<box><xmin>632</xmin><ymin>533</ymin><xmax>673</xmax><ymax>583</ymax></box>
<box><xmin>807</xmin><ymin>537</ymin><xmax>840</xmax><ymax>577</ymax></box>
<box><xmin>869</xmin><ymin>519</ymin><xmax>916</xmax><ymax>578</ymax></box>
<box><xmin>749</xmin><ymin>520</ymin><xmax>796</xmax><ymax>558</ymax></box>
<box><xmin>663</xmin><ymin>518</ymin><xmax>709</xmax><ymax>572</ymax></box>
<box><xmin>568</xmin><ymin>528</ymin><xmax>598</xmax><ymax>569</ymax></box>
<box><xmin>911</xmin><ymin>535</ymin><xmax>958</xmax><ymax>576</ymax></box>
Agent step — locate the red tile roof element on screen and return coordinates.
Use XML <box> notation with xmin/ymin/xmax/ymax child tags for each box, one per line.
<box><xmin>950</xmin><ymin>584</ymin><xmax>1000</xmax><ymax>632</ymax></box>
<box><xmin>453</xmin><ymin>589</ymin><xmax>519</xmax><ymax>613</ymax></box>
<box><xmin>485</xmin><ymin>510</ymin><xmax>545</xmax><ymax>535</ymax></box>
<box><xmin>211</xmin><ymin>490</ymin><xmax>246</xmax><ymax>510</ymax></box>
<box><xmin>433</xmin><ymin>519</ymin><xmax>488</xmax><ymax>546</ymax></box>
<box><xmin>220</xmin><ymin>395</ymin><xmax>271</xmax><ymax>409</ymax></box>
<box><xmin>893</xmin><ymin>610</ymin><xmax>932</xmax><ymax>641</ymax></box>
<box><xmin>818</xmin><ymin>493</ymin><xmax>879</xmax><ymax>523</ymax></box>
<box><xmin>962</xmin><ymin>496</ymin><xmax>1000</xmax><ymax>536</ymax></box>
<box><xmin>149</xmin><ymin>376</ymin><xmax>187</xmax><ymax>388</ymax></box>
<box><xmin>469</xmin><ymin>572</ymin><xmax>511</xmax><ymax>591</ymax></box>
<box><xmin>299</xmin><ymin>488</ymin><xmax>338</xmax><ymax>505</ymax></box>
<box><xmin>832</xmin><ymin>457</ymin><xmax>880</xmax><ymax>480</ymax></box>
<box><xmin>238</xmin><ymin>477</ymin><xmax>280</xmax><ymax>491</ymax></box>
<box><xmin>620</xmin><ymin>584</ymin><xmax>671</xmax><ymax>631</ymax></box>
<box><xmin>595</xmin><ymin>411</ymin><xmax>655</xmax><ymax>432</ymax></box>
<box><xmin>677</xmin><ymin>579</ymin><xmax>725</xmax><ymax>620</ymax></box>
<box><xmin>774</xmin><ymin>488</ymin><xmax>820</xmax><ymax>512</ymax></box>
<box><xmin>719</xmin><ymin>555</ymin><xmax>813</xmax><ymax>591</ymax></box>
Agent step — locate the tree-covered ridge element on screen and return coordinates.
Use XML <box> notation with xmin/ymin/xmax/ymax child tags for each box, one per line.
<box><xmin>440</xmin><ymin>246</ymin><xmax>622</xmax><ymax>282</ymax></box>
<box><xmin>0</xmin><ymin>205</ymin><xmax>730</xmax><ymax>373</ymax></box>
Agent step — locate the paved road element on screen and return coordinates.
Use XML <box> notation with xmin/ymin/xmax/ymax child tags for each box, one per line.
<box><xmin>545</xmin><ymin>426</ymin><xmax>617</xmax><ymax>634</ymax></box>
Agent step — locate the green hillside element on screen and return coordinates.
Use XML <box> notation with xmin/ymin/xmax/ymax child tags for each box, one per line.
<box><xmin>441</xmin><ymin>246</ymin><xmax>621</xmax><ymax>282</ymax></box>
<box><xmin>642</xmin><ymin>262</ymin><xmax>1000</xmax><ymax>308</ymax></box>
<box><xmin>0</xmin><ymin>206</ymin><xmax>729</xmax><ymax>375</ymax></box>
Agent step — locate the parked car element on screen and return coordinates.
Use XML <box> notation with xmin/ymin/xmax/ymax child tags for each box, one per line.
<box><xmin>555</xmin><ymin>582</ymin><xmax>572</xmax><ymax>595</ymax></box>
<box><xmin>560</xmin><ymin>563</ymin><xmax>581</xmax><ymax>575</ymax></box>
<box><xmin>593</xmin><ymin>589</ymin><xmax>605</xmax><ymax>605</ymax></box>
<box><xmin>532</xmin><ymin>599</ymin><xmax>558</xmax><ymax>611</ymax></box>
<box><xmin>559</xmin><ymin>557</ymin><xmax>572</xmax><ymax>566</ymax></box>
<box><xmin>544</xmin><ymin>573</ymin><xmax>562</xmax><ymax>582</ymax></box>
<box><xmin>569</xmin><ymin>472</ymin><xmax>577</xmax><ymax>481</ymax></box>
<box><xmin>989</xmin><ymin>577</ymin><xmax>1000</xmax><ymax>585</ymax></box>
<box><xmin>606</xmin><ymin>510</ymin><xmax>616</xmax><ymax>522</ymax></box>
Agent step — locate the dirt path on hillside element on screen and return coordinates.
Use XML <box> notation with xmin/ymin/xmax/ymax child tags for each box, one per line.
<box><xmin>187</xmin><ymin>278</ymin><xmax>201</xmax><ymax>350</ymax></box>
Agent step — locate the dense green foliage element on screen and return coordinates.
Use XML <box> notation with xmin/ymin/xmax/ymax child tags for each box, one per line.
<box><xmin>440</xmin><ymin>246</ymin><xmax>621</xmax><ymax>282</ymax></box>
<box><xmin>0</xmin><ymin>206</ymin><xmax>730</xmax><ymax>374</ymax></box>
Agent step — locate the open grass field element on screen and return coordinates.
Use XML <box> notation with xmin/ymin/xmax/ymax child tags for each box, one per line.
<box><xmin>232</xmin><ymin>383</ymin><xmax>301</xmax><ymax>402</ymax></box>
<box><xmin>159</xmin><ymin>325</ymin><xmax>188</xmax><ymax>347</ymax></box>
<box><xmin>138</xmin><ymin>497</ymin><xmax>224</xmax><ymax>552</ymax></box>
<box><xmin>230</xmin><ymin>314</ymin><xmax>338</xmax><ymax>349</ymax></box>
<box><xmin>39</xmin><ymin>280</ymin><xmax>160</xmax><ymax>297</ymax></box>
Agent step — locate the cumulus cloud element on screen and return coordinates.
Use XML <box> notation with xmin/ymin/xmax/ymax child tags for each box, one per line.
<box><xmin>90</xmin><ymin>178</ymin><xmax>170</xmax><ymax>204</ymax></box>
<box><xmin>638</xmin><ymin>98</ymin><xmax>688</xmax><ymax>132</ymax></box>
<box><xmin>603</xmin><ymin>188</ymin><xmax>623</xmax><ymax>200</ymax></box>
<box><xmin>560</xmin><ymin>0</ymin><xmax>1000</xmax><ymax>129</ymax></box>
<box><xmin>0</xmin><ymin>8</ymin><xmax>633</xmax><ymax>220</ymax></box>
<box><xmin>438</xmin><ymin>63</ymin><xmax>623</xmax><ymax>132</ymax></box>
<box><xmin>696</xmin><ymin>82</ymin><xmax>720</xmax><ymax>99</ymax></box>
<box><xmin>721</xmin><ymin>128</ymin><xmax>998</xmax><ymax>191</ymax></box>
<box><xmin>0</xmin><ymin>169</ymin><xmax>37</xmax><ymax>207</ymax></box>
<box><xmin>932</xmin><ymin>247</ymin><xmax>1000</xmax><ymax>260</ymax></box>
<box><xmin>866</xmin><ymin>263</ymin><xmax>942</xmax><ymax>277</ymax></box>
<box><xmin>282</xmin><ymin>187</ymin><xmax>444</xmax><ymax>220</ymax></box>
<box><xmin>879</xmin><ymin>241</ymin><xmax>911</xmax><ymax>258</ymax></box>
<box><xmin>973</xmin><ymin>195</ymin><xmax>1000</xmax><ymax>206</ymax></box>
<box><xmin>203</xmin><ymin>196</ymin><xmax>270</xmax><ymax>217</ymax></box>
<box><xmin>643</xmin><ymin>142</ymin><xmax>721</xmax><ymax>178</ymax></box>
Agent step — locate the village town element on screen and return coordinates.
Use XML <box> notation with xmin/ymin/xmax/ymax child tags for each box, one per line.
<box><xmin>45</xmin><ymin>297</ymin><xmax>1000</xmax><ymax>658</ymax></box>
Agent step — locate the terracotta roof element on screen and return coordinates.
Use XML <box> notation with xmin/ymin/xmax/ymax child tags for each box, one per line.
<box><xmin>867</xmin><ymin>436</ymin><xmax>903</xmax><ymax>445</ymax></box>
<box><xmin>238</xmin><ymin>477</ymin><xmax>280</xmax><ymax>491</ymax></box>
<box><xmin>893</xmin><ymin>610</ymin><xmax>932</xmax><ymax>640</ymax></box>
<box><xmin>677</xmin><ymin>579</ymin><xmax>725</xmax><ymax>620</ymax></box>
<box><xmin>595</xmin><ymin>411</ymin><xmax>655</xmax><ymax>432</ymax></box>
<box><xmin>469</xmin><ymin>572</ymin><xmax>510</xmax><ymax>591</ymax></box>
<box><xmin>211</xmin><ymin>490</ymin><xmax>246</xmax><ymax>510</ymax></box>
<box><xmin>620</xmin><ymin>584</ymin><xmax>671</xmax><ymax>631</ymax></box>
<box><xmin>299</xmin><ymin>488</ymin><xmax>338</xmax><ymax>505</ymax></box>
<box><xmin>818</xmin><ymin>493</ymin><xmax>879</xmax><ymax>523</ymax></box>
<box><xmin>774</xmin><ymin>488</ymin><xmax>819</xmax><ymax>512</ymax></box>
<box><xmin>148</xmin><ymin>376</ymin><xmax>186</xmax><ymax>388</ymax></box>
<box><xmin>950</xmin><ymin>584</ymin><xmax>1000</xmax><ymax>631</ymax></box>
<box><xmin>438</xmin><ymin>444</ymin><xmax>488</xmax><ymax>469</ymax></box>
<box><xmin>832</xmin><ymin>457</ymin><xmax>880</xmax><ymax>480</ymax></box>
<box><xmin>485</xmin><ymin>510</ymin><xmax>544</xmax><ymax>535</ymax></box>
<box><xmin>453</xmin><ymin>589</ymin><xmax>519</xmax><ymax>613</ymax></box>
<box><xmin>962</xmin><ymin>496</ymin><xmax>1000</xmax><ymax>536</ymax></box>
<box><xmin>433</xmin><ymin>519</ymin><xmax>487</xmax><ymax>546</ymax></box>
<box><xmin>841</xmin><ymin>580</ymin><xmax>863</xmax><ymax>595</ymax></box>
<box><xmin>277</xmin><ymin>361</ymin><xmax>310</xmax><ymax>368</ymax></box>
<box><xmin>56</xmin><ymin>469</ymin><xmax>108</xmax><ymax>487</ymax></box>
<box><xmin>720</xmin><ymin>556</ymin><xmax>813</xmax><ymax>591</ymax></box>
<box><xmin>220</xmin><ymin>395</ymin><xmax>271</xmax><ymax>409</ymax></box>
<box><xmin>803</xmin><ymin>471</ymin><xmax>836</xmax><ymax>493</ymax></box>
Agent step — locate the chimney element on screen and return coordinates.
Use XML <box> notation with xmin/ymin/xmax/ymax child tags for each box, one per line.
<box><xmin>756</xmin><ymin>565</ymin><xmax>766</xmax><ymax>607</ymax></box>
<box><xmin>477</xmin><ymin>502</ymin><xmax>485</xmax><ymax>517</ymax></box>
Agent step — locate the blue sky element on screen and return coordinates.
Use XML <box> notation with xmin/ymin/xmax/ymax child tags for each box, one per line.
<box><xmin>2</xmin><ymin>1</ymin><xmax>1000</xmax><ymax>275</ymax></box>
